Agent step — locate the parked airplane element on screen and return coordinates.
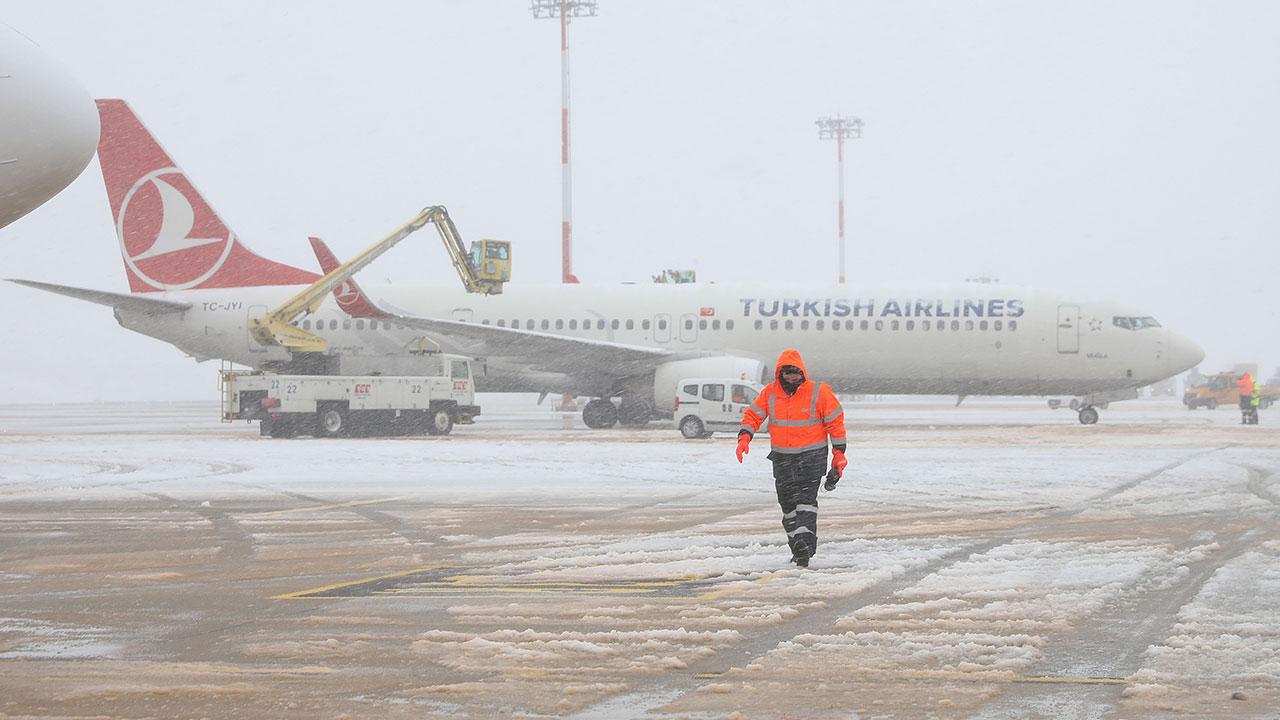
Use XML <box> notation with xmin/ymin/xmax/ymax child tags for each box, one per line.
<box><xmin>0</xmin><ymin>23</ymin><xmax>99</xmax><ymax>230</ymax></box>
<box><xmin>9</xmin><ymin>100</ymin><xmax>1204</xmax><ymax>427</ymax></box>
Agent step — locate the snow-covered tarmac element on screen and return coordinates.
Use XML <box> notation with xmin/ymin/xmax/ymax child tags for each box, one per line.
<box><xmin>1</xmin><ymin>396</ymin><xmax>1277</xmax><ymax>719</ymax></box>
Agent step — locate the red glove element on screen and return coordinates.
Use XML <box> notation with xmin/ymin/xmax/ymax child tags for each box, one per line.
<box><xmin>735</xmin><ymin>433</ymin><xmax>751</xmax><ymax>463</ymax></box>
<box><xmin>831</xmin><ymin>449</ymin><xmax>848</xmax><ymax>476</ymax></box>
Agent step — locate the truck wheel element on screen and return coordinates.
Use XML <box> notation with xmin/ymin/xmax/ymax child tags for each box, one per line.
<box><xmin>1206</xmin><ymin>398</ymin><xmax>1218</xmax><ymax>410</ymax></box>
<box><xmin>426</xmin><ymin>408</ymin><xmax>454</xmax><ymax>436</ymax></box>
<box><xmin>679</xmin><ymin>416</ymin><xmax>705</xmax><ymax>439</ymax></box>
<box><xmin>317</xmin><ymin>405</ymin><xmax>348</xmax><ymax>438</ymax></box>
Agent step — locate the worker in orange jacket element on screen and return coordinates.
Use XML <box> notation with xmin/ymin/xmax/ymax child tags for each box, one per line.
<box><xmin>1237</xmin><ymin>372</ymin><xmax>1254</xmax><ymax>424</ymax></box>
<box><xmin>736</xmin><ymin>349</ymin><xmax>847</xmax><ymax>568</ymax></box>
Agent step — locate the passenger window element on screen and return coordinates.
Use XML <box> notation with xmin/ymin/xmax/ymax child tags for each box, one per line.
<box><xmin>785</xmin><ymin>320</ymin><xmax>794</xmax><ymax>330</ymax></box>
<box><xmin>1009</xmin><ymin>320</ymin><xmax>1018</xmax><ymax>331</ymax></box>
<box><xmin>800</xmin><ymin>320</ymin><xmax>809</xmax><ymax>330</ymax></box>
<box><xmin>726</xmin><ymin>320</ymin><xmax>734</xmax><ymax>330</ymax></box>
<box><xmin>626</xmin><ymin>319</ymin><xmax>634</xmax><ymax>330</ymax></box>
<box><xmin>979</xmin><ymin>320</ymin><xmax>989</xmax><ymax>331</ymax></box>
<box><xmin>682</xmin><ymin>384</ymin><xmax>698</xmax><ymax>396</ymax></box>
<box><xmin>511</xmin><ymin>320</ymin><xmax>521</xmax><ymax>329</ymax></box>
<box><xmin>816</xmin><ymin>319</ymin><xmax>824</xmax><ymax>330</ymax></box>
<box><xmin>770</xmin><ymin>320</ymin><xmax>779</xmax><ymax>330</ymax></box>
<box><xmin>555</xmin><ymin>319</ymin><xmax>564</xmax><ymax>329</ymax></box>
<box><xmin>712</xmin><ymin>319</ymin><xmax>721</xmax><ymax>330</ymax></box>
<box><xmin>952</xmin><ymin>320</ymin><xmax>960</xmax><ymax>331</ymax></box>
<box><xmin>702</xmin><ymin>384</ymin><xmax>725</xmax><ymax>402</ymax></box>
<box><xmin>343</xmin><ymin>320</ymin><xmax>352</xmax><ymax>330</ymax></box>
<box><xmin>658</xmin><ymin>319</ymin><xmax>667</xmax><ymax>330</ymax></box>
<box><xmin>613</xmin><ymin>319</ymin><xmax>621</xmax><ymax>330</ymax></box>
<box><xmin>642</xmin><ymin>319</ymin><xmax>651</xmax><ymax>330</ymax></box>
<box><xmin>937</xmin><ymin>321</ymin><xmax>944</xmax><ymax>331</ymax></box>
<box><xmin>859</xmin><ymin>320</ymin><xmax>868</xmax><ymax>330</ymax></box>
<box><xmin>905</xmin><ymin>320</ymin><xmax>914</xmax><ymax>331</ymax></box>
<box><xmin>330</xmin><ymin>320</ymin><xmax>338</xmax><ymax>330</ymax></box>
<box><xmin>891</xmin><ymin>320</ymin><xmax>900</xmax><ymax>331</ymax></box>
<box><xmin>965</xmin><ymin>320</ymin><xmax>974</xmax><ymax>331</ymax></box>
<box><xmin>450</xmin><ymin>360</ymin><xmax>469</xmax><ymax>379</ymax></box>
<box><xmin>698</xmin><ymin>319</ymin><xmax>707</xmax><ymax>330</ymax></box>
<box><xmin>732</xmin><ymin>384</ymin><xmax>757</xmax><ymax>404</ymax></box>
<box><xmin>684</xmin><ymin>319</ymin><xmax>693</xmax><ymax>330</ymax></box>
<box><xmin>921</xmin><ymin>320</ymin><xmax>929</xmax><ymax>331</ymax></box>
<box><xmin>598</xmin><ymin>320</ymin><xmax>607</xmax><ymax>330</ymax></box>
<box><xmin>755</xmin><ymin>319</ymin><xmax>763</xmax><ymax>330</ymax></box>
<box><xmin>355</xmin><ymin>319</ymin><xmax>365</xmax><ymax>330</ymax></box>
<box><xmin>569</xmin><ymin>319</ymin><xmax>577</xmax><ymax>330</ymax></box>
<box><xmin>302</xmin><ymin>319</ymin><xmax>311</xmax><ymax>330</ymax></box>
<box><xmin>541</xmin><ymin>319</ymin><xmax>550</xmax><ymax>330</ymax></box>
<box><xmin>994</xmin><ymin>320</ymin><xmax>1003</xmax><ymax>331</ymax></box>
<box><xmin>498</xmin><ymin>319</ymin><xmax>506</xmax><ymax>327</ymax></box>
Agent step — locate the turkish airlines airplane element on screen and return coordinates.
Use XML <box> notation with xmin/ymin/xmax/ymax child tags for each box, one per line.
<box><xmin>0</xmin><ymin>23</ymin><xmax>99</xmax><ymax>230</ymax></box>
<box><xmin>10</xmin><ymin>100</ymin><xmax>1204</xmax><ymax>426</ymax></box>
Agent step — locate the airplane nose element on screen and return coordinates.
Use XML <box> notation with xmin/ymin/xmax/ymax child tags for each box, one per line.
<box><xmin>1166</xmin><ymin>331</ymin><xmax>1205</xmax><ymax>375</ymax></box>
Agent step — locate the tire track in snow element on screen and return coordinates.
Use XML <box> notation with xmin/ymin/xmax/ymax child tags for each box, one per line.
<box><xmin>572</xmin><ymin>448</ymin><xmax>1222</xmax><ymax>719</ymax></box>
<box><xmin>969</xmin><ymin>526</ymin><xmax>1263</xmax><ymax>720</ymax></box>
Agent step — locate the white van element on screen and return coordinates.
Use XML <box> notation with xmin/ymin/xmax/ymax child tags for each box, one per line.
<box><xmin>674</xmin><ymin>378</ymin><xmax>765</xmax><ymax>439</ymax></box>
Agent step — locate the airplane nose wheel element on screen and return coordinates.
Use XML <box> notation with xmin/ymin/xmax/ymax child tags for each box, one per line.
<box><xmin>1077</xmin><ymin>406</ymin><xmax>1099</xmax><ymax>425</ymax></box>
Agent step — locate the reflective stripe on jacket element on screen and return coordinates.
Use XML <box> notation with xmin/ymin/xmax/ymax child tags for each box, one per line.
<box><xmin>740</xmin><ymin>348</ymin><xmax>846</xmax><ymax>453</ymax></box>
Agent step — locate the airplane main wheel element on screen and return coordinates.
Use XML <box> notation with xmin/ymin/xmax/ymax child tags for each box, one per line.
<box><xmin>1078</xmin><ymin>407</ymin><xmax>1099</xmax><ymax>425</ymax></box>
<box><xmin>618</xmin><ymin>399</ymin><xmax>652</xmax><ymax>427</ymax></box>
<box><xmin>582</xmin><ymin>399</ymin><xmax>619</xmax><ymax>429</ymax></box>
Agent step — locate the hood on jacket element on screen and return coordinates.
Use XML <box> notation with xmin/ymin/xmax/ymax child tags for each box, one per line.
<box><xmin>774</xmin><ymin>348</ymin><xmax>809</xmax><ymax>387</ymax></box>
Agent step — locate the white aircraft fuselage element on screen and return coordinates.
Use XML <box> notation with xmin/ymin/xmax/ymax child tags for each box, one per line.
<box><xmin>119</xmin><ymin>281</ymin><xmax>1203</xmax><ymax>400</ymax></box>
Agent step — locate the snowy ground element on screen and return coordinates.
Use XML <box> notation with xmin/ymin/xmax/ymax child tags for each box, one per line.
<box><xmin>0</xmin><ymin>395</ymin><xmax>1277</xmax><ymax>719</ymax></box>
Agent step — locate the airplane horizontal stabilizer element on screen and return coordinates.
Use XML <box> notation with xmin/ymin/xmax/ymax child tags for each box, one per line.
<box><xmin>7</xmin><ymin>279</ymin><xmax>191</xmax><ymax>314</ymax></box>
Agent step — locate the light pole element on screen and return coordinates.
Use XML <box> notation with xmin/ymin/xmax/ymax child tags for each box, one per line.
<box><xmin>816</xmin><ymin>115</ymin><xmax>863</xmax><ymax>284</ymax></box>
<box><xmin>531</xmin><ymin>0</ymin><xmax>597</xmax><ymax>284</ymax></box>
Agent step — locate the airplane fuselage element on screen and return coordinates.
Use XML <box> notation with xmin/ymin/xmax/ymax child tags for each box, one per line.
<box><xmin>117</xmin><ymin>281</ymin><xmax>1202</xmax><ymax>399</ymax></box>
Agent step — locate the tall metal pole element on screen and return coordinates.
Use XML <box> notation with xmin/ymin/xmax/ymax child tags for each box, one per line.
<box><xmin>816</xmin><ymin>115</ymin><xmax>863</xmax><ymax>284</ymax></box>
<box><xmin>532</xmin><ymin>0</ymin><xmax>597</xmax><ymax>284</ymax></box>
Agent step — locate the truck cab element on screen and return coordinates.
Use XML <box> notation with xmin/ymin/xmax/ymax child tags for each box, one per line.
<box><xmin>674</xmin><ymin>377</ymin><xmax>765</xmax><ymax>439</ymax></box>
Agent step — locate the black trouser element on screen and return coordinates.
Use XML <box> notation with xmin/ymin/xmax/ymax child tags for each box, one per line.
<box><xmin>770</xmin><ymin>448</ymin><xmax>827</xmax><ymax>558</ymax></box>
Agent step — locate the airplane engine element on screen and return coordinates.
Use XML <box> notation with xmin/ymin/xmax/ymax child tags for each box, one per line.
<box><xmin>651</xmin><ymin>356</ymin><xmax>768</xmax><ymax>414</ymax></box>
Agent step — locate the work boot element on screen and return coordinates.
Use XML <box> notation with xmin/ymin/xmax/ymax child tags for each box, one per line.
<box><xmin>792</xmin><ymin>540</ymin><xmax>812</xmax><ymax>568</ymax></box>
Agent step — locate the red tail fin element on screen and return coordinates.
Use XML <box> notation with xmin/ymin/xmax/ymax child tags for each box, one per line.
<box><xmin>308</xmin><ymin>236</ymin><xmax>392</xmax><ymax>319</ymax></box>
<box><xmin>95</xmin><ymin>99</ymin><xmax>320</xmax><ymax>292</ymax></box>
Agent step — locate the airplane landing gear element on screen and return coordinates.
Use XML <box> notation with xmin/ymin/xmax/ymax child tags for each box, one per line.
<box><xmin>582</xmin><ymin>398</ymin><xmax>619</xmax><ymax>429</ymax></box>
<box><xmin>1077</xmin><ymin>406</ymin><xmax>1099</xmax><ymax>425</ymax></box>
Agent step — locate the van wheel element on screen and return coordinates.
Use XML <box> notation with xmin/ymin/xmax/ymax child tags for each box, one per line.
<box><xmin>426</xmin><ymin>408</ymin><xmax>454</xmax><ymax>436</ymax></box>
<box><xmin>679</xmin><ymin>416</ymin><xmax>706</xmax><ymax>439</ymax></box>
<box><xmin>317</xmin><ymin>405</ymin><xmax>347</xmax><ymax>438</ymax></box>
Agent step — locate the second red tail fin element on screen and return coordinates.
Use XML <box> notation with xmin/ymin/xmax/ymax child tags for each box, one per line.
<box><xmin>96</xmin><ymin>99</ymin><xmax>320</xmax><ymax>293</ymax></box>
<box><xmin>308</xmin><ymin>236</ymin><xmax>392</xmax><ymax>319</ymax></box>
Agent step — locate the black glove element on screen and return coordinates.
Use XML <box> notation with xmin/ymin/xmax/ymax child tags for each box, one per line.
<box><xmin>824</xmin><ymin>466</ymin><xmax>841</xmax><ymax>492</ymax></box>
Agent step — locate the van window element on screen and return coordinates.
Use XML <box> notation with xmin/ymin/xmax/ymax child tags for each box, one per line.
<box><xmin>682</xmin><ymin>384</ymin><xmax>698</xmax><ymax>396</ymax></box>
<box><xmin>450</xmin><ymin>360</ymin><xmax>469</xmax><ymax>379</ymax></box>
<box><xmin>702</xmin><ymin>384</ymin><xmax>725</xmax><ymax>402</ymax></box>
<box><xmin>731</xmin><ymin>384</ymin><xmax>757</xmax><ymax>404</ymax></box>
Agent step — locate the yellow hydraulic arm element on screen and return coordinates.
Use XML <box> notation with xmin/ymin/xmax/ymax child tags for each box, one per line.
<box><xmin>250</xmin><ymin>205</ymin><xmax>506</xmax><ymax>353</ymax></box>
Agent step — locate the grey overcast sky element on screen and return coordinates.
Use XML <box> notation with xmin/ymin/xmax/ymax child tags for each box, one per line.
<box><xmin>1</xmin><ymin>1</ymin><xmax>1278</xmax><ymax>402</ymax></box>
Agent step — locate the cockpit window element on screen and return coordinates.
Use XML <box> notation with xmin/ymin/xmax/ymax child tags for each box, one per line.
<box><xmin>1113</xmin><ymin>316</ymin><xmax>1161</xmax><ymax>331</ymax></box>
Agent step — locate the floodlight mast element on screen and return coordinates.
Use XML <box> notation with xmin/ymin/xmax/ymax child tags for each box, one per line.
<box><xmin>531</xmin><ymin>0</ymin><xmax>598</xmax><ymax>284</ymax></box>
<box><xmin>816</xmin><ymin>115</ymin><xmax>863</xmax><ymax>284</ymax></box>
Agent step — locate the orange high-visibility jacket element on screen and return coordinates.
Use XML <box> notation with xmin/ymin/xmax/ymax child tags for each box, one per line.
<box><xmin>739</xmin><ymin>349</ymin><xmax>847</xmax><ymax>454</ymax></box>
<box><xmin>1237</xmin><ymin>373</ymin><xmax>1254</xmax><ymax>395</ymax></box>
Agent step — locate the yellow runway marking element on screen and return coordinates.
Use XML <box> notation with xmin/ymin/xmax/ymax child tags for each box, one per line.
<box><xmin>272</xmin><ymin>565</ymin><xmax>451</xmax><ymax>600</ymax></box>
<box><xmin>249</xmin><ymin>496</ymin><xmax>407</xmax><ymax>518</ymax></box>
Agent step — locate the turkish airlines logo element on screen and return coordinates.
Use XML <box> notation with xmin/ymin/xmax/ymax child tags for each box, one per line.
<box><xmin>118</xmin><ymin>168</ymin><xmax>234</xmax><ymax>290</ymax></box>
<box><xmin>335</xmin><ymin>280</ymin><xmax>361</xmax><ymax>309</ymax></box>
